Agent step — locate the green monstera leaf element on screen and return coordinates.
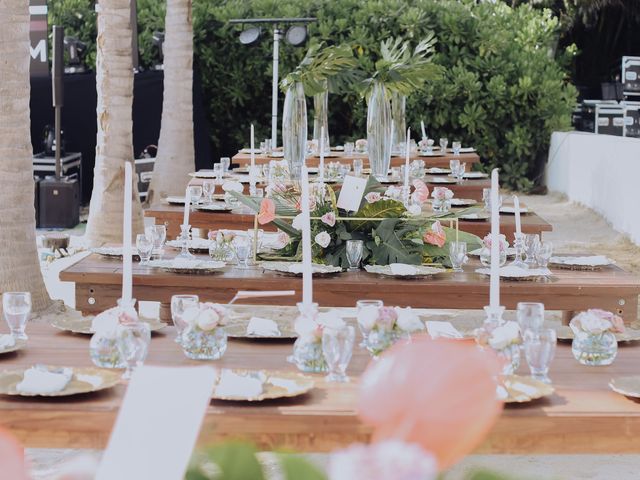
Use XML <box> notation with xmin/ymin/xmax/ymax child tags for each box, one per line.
<box><xmin>368</xmin><ymin>218</ymin><xmax>423</xmax><ymax>265</ymax></box>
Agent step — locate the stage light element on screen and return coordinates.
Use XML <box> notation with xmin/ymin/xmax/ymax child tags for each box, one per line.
<box><xmin>63</xmin><ymin>36</ymin><xmax>87</xmax><ymax>74</ymax></box>
<box><xmin>285</xmin><ymin>25</ymin><xmax>307</xmax><ymax>46</ymax></box>
<box><xmin>239</xmin><ymin>26</ymin><xmax>262</xmax><ymax>45</ymax></box>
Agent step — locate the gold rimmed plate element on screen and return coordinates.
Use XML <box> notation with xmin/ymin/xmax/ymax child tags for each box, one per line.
<box><xmin>148</xmin><ymin>259</ymin><xmax>226</xmax><ymax>274</ymax></box>
<box><xmin>262</xmin><ymin>261</ymin><xmax>342</xmax><ymax>276</ymax></box>
<box><xmin>224</xmin><ymin>311</ymin><xmax>297</xmax><ymax>340</ymax></box>
<box><xmin>51</xmin><ymin>315</ymin><xmax>167</xmax><ymax>335</ymax></box>
<box><xmin>0</xmin><ymin>338</ymin><xmax>26</xmax><ymax>355</ymax></box>
<box><xmin>91</xmin><ymin>247</ymin><xmax>140</xmax><ymax>261</ymax></box>
<box><xmin>609</xmin><ymin>376</ymin><xmax>640</xmax><ymax>399</ymax></box>
<box><xmin>498</xmin><ymin>375</ymin><xmax>554</xmax><ymax>403</ymax></box>
<box><xmin>212</xmin><ymin>369</ymin><xmax>314</xmax><ymax>402</ymax></box>
<box><xmin>165</xmin><ymin>239</ymin><xmax>212</xmax><ymax>254</ymax></box>
<box><xmin>0</xmin><ymin>366</ymin><xmax>121</xmax><ymax>397</ymax></box>
<box><xmin>364</xmin><ymin>264</ymin><xmax>448</xmax><ymax>279</ymax></box>
<box><xmin>555</xmin><ymin>325</ymin><xmax>640</xmax><ymax>343</ymax></box>
<box><xmin>458</xmin><ymin>212</ymin><xmax>490</xmax><ymax>221</ymax></box>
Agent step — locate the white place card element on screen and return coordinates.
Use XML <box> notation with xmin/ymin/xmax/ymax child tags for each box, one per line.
<box><xmin>96</xmin><ymin>366</ymin><xmax>217</xmax><ymax>480</ymax></box>
<box><xmin>337</xmin><ymin>175</ymin><xmax>367</xmax><ymax>212</ymax></box>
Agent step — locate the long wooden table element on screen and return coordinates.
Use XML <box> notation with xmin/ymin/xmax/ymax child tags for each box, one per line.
<box><xmin>4</xmin><ymin>323</ymin><xmax>640</xmax><ymax>453</ymax></box>
<box><xmin>144</xmin><ymin>204</ymin><xmax>553</xmax><ymax>243</ymax></box>
<box><xmin>231</xmin><ymin>151</ymin><xmax>481</xmax><ymax>169</ymax></box>
<box><xmin>60</xmin><ymin>254</ymin><xmax>640</xmax><ymax>323</ymax></box>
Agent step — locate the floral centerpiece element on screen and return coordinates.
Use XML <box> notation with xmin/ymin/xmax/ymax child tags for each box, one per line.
<box><xmin>207</xmin><ymin>229</ymin><xmax>236</xmax><ymax>261</ymax></box>
<box><xmin>357</xmin><ymin>304</ymin><xmax>424</xmax><ymax>356</ymax></box>
<box><xmin>479</xmin><ymin>233</ymin><xmax>509</xmax><ymax>267</ymax></box>
<box><xmin>233</xmin><ymin>177</ymin><xmax>481</xmax><ymax>268</ymax></box>
<box><xmin>180</xmin><ymin>302</ymin><xmax>229</xmax><ymax>360</ymax></box>
<box><xmin>431</xmin><ymin>187</ymin><xmax>454</xmax><ymax>213</ymax></box>
<box><xmin>570</xmin><ymin>309</ymin><xmax>625</xmax><ymax>366</ymax></box>
<box><xmin>89</xmin><ymin>299</ymin><xmax>138</xmax><ymax>369</ymax></box>
<box><xmin>292</xmin><ymin>306</ymin><xmax>346</xmax><ymax>372</ymax></box>
<box><xmin>475</xmin><ymin>320</ymin><xmax>521</xmax><ymax>375</ymax></box>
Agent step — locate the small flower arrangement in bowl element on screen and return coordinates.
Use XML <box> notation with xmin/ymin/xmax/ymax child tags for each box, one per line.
<box><xmin>431</xmin><ymin>187</ymin><xmax>454</xmax><ymax>213</ymax></box>
<box><xmin>570</xmin><ymin>309</ymin><xmax>625</xmax><ymax>366</ymax></box>
<box><xmin>180</xmin><ymin>303</ymin><xmax>229</xmax><ymax>360</ymax></box>
<box><xmin>475</xmin><ymin>320</ymin><xmax>521</xmax><ymax>375</ymax></box>
<box><xmin>479</xmin><ymin>233</ymin><xmax>509</xmax><ymax>267</ymax></box>
<box><xmin>292</xmin><ymin>305</ymin><xmax>346</xmax><ymax>373</ymax></box>
<box><xmin>208</xmin><ymin>230</ymin><xmax>236</xmax><ymax>261</ymax></box>
<box><xmin>357</xmin><ymin>305</ymin><xmax>424</xmax><ymax>356</ymax></box>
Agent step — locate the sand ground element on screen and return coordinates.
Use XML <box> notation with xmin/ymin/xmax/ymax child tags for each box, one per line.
<box><xmin>26</xmin><ymin>193</ymin><xmax>640</xmax><ymax>479</ymax></box>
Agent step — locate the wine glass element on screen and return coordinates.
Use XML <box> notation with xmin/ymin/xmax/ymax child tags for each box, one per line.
<box><xmin>523</xmin><ymin>234</ymin><xmax>540</xmax><ymax>267</ymax></box>
<box><xmin>455</xmin><ymin>162</ymin><xmax>466</xmax><ymax>183</ymax></box>
<box><xmin>171</xmin><ymin>294</ymin><xmax>199</xmax><ymax>344</ymax></box>
<box><xmin>220</xmin><ymin>157</ymin><xmax>231</xmax><ymax>174</ymax></box>
<box><xmin>449</xmin><ymin>241</ymin><xmax>468</xmax><ymax>272</ymax></box>
<box><xmin>517</xmin><ymin>302</ymin><xmax>545</xmax><ymax>332</ymax></box>
<box><xmin>3</xmin><ymin>292</ymin><xmax>31</xmax><ymax>340</ymax></box>
<box><xmin>439</xmin><ymin>137</ymin><xmax>448</xmax><ymax>154</ymax></box>
<box><xmin>136</xmin><ymin>234</ymin><xmax>153</xmax><ymax>265</ymax></box>
<box><xmin>536</xmin><ymin>241</ymin><xmax>553</xmax><ymax>269</ymax></box>
<box><xmin>353</xmin><ymin>158</ymin><xmax>364</xmax><ymax>176</ymax></box>
<box><xmin>523</xmin><ymin>328</ymin><xmax>557</xmax><ymax>384</ymax></box>
<box><xmin>449</xmin><ymin>159</ymin><xmax>460</xmax><ymax>178</ymax></box>
<box><xmin>117</xmin><ymin>322</ymin><xmax>151</xmax><ymax>380</ymax></box>
<box><xmin>145</xmin><ymin>224</ymin><xmax>167</xmax><ymax>257</ymax></box>
<box><xmin>202</xmin><ymin>180</ymin><xmax>216</xmax><ymax>205</ymax></box>
<box><xmin>346</xmin><ymin>240</ymin><xmax>364</xmax><ymax>271</ymax></box>
<box><xmin>452</xmin><ymin>141</ymin><xmax>462</xmax><ymax>155</ymax></box>
<box><xmin>213</xmin><ymin>164</ymin><xmax>224</xmax><ymax>185</ymax></box>
<box><xmin>188</xmin><ymin>185</ymin><xmax>202</xmax><ymax>211</ymax></box>
<box><xmin>233</xmin><ymin>235</ymin><xmax>251</xmax><ymax>269</ymax></box>
<box><xmin>322</xmin><ymin>324</ymin><xmax>355</xmax><ymax>382</ymax></box>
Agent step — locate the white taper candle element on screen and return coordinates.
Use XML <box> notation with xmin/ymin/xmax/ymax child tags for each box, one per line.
<box><xmin>490</xmin><ymin>168</ymin><xmax>500</xmax><ymax>309</ymax></box>
<box><xmin>300</xmin><ymin>166</ymin><xmax>313</xmax><ymax>308</ymax></box>
<box><xmin>122</xmin><ymin>161</ymin><xmax>133</xmax><ymax>303</ymax></box>
<box><xmin>513</xmin><ymin>195</ymin><xmax>522</xmax><ymax>237</ymax></box>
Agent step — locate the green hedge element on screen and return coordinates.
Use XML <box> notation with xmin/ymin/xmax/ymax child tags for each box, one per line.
<box><xmin>50</xmin><ymin>0</ymin><xmax>577</xmax><ymax>190</ymax></box>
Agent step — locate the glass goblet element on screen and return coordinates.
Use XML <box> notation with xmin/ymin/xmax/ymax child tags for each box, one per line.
<box><xmin>171</xmin><ymin>294</ymin><xmax>199</xmax><ymax>344</ymax></box>
<box><xmin>188</xmin><ymin>185</ymin><xmax>203</xmax><ymax>211</ymax></box>
<box><xmin>356</xmin><ymin>299</ymin><xmax>383</xmax><ymax>341</ymax></box>
<box><xmin>202</xmin><ymin>180</ymin><xmax>216</xmax><ymax>205</ymax></box>
<box><xmin>136</xmin><ymin>234</ymin><xmax>154</xmax><ymax>265</ymax></box>
<box><xmin>213</xmin><ymin>164</ymin><xmax>224</xmax><ymax>185</ymax></box>
<box><xmin>523</xmin><ymin>328</ymin><xmax>557</xmax><ymax>384</ymax></box>
<box><xmin>346</xmin><ymin>239</ymin><xmax>364</xmax><ymax>271</ymax></box>
<box><xmin>233</xmin><ymin>235</ymin><xmax>251</xmax><ymax>269</ymax></box>
<box><xmin>449</xmin><ymin>241</ymin><xmax>468</xmax><ymax>272</ymax></box>
<box><xmin>145</xmin><ymin>224</ymin><xmax>167</xmax><ymax>257</ymax></box>
<box><xmin>220</xmin><ymin>157</ymin><xmax>231</xmax><ymax>173</ymax></box>
<box><xmin>353</xmin><ymin>158</ymin><xmax>364</xmax><ymax>176</ymax></box>
<box><xmin>117</xmin><ymin>322</ymin><xmax>151</xmax><ymax>380</ymax></box>
<box><xmin>344</xmin><ymin>142</ymin><xmax>355</xmax><ymax>156</ymax></box>
<box><xmin>439</xmin><ymin>137</ymin><xmax>448</xmax><ymax>154</ymax></box>
<box><xmin>456</xmin><ymin>162</ymin><xmax>466</xmax><ymax>183</ymax></box>
<box><xmin>536</xmin><ymin>241</ymin><xmax>553</xmax><ymax>269</ymax></box>
<box><xmin>517</xmin><ymin>302</ymin><xmax>545</xmax><ymax>333</ymax></box>
<box><xmin>2</xmin><ymin>292</ymin><xmax>31</xmax><ymax>341</ymax></box>
<box><xmin>322</xmin><ymin>325</ymin><xmax>355</xmax><ymax>383</ymax></box>
<box><xmin>449</xmin><ymin>159</ymin><xmax>460</xmax><ymax>179</ymax></box>
<box><xmin>452</xmin><ymin>141</ymin><xmax>462</xmax><ymax>155</ymax></box>
<box><xmin>523</xmin><ymin>234</ymin><xmax>541</xmax><ymax>267</ymax></box>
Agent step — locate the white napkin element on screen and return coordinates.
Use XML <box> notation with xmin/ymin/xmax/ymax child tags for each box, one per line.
<box><xmin>269</xmin><ymin>377</ymin><xmax>301</xmax><ymax>393</ymax></box>
<box><xmin>426</xmin><ymin>321</ymin><xmax>463</xmax><ymax>339</ymax></box>
<box><xmin>246</xmin><ymin>317</ymin><xmax>281</xmax><ymax>336</ymax></box>
<box><xmin>389</xmin><ymin>263</ymin><xmax>417</xmax><ymax>276</ymax></box>
<box><xmin>287</xmin><ymin>263</ymin><xmax>304</xmax><ymax>274</ymax></box>
<box><xmin>76</xmin><ymin>374</ymin><xmax>104</xmax><ymax>389</ymax></box>
<box><xmin>0</xmin><ymin>334</ymin><xmax>16</xmax><ymax>349</ymax></box>
<box><xmin>16</xmin><ymin>367</ymin><xmax>73</xmax><ymax>394</ymax></box>
<box><xmin>215</xmin><ymin>370</ymin><xmax>263</xmax><ymax>398</ymax></box>
<box><xmin>508</xmin><ymin>381</ymin><xmax>539</xmax><ymax>396</ymax></box>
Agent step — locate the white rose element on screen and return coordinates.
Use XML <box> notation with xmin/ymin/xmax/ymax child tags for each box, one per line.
<box><xmin>196</xmin><ymin>308</ymin><xmax>220</xmax><ymax>331</ymax></box>
<box><xmin>357</xmin><ymin>305</ymin><xmax>379</xmax><ymax>333</ymax></box>
<box><xmin>315</xmin><ymin>231</ymin><xmax>331</xmax><ymax>248</ymax></box>
<box><xmin>394</xmin><ymin>307</ymin><xmax>424</xmax><ymax>332</ymax></box>
<box><xmin>571</xmin><ymin>311</ymin><xmax>611</xmax><ymax>335</ymax></box>
<box><xmin>488</xmin><ymin>321</ymin><xmax>520</xmax><ymax>350</ymax></box>
<box><xmin>317</xmin><ymin>311</ymin><xmax>346</xmax><ymax>330</ymax></box>
<box><xmin>294</xmin><ymin>318</ymin><xmax>321</xmax><ymax>342</ymax></box>
<box><xmin>180</xmin><ymin>306</ymin><xmax>200</xmax><ymax>327</ymax></box>
<box><xmin>292</xmin><ymin>213</ymin><xmax>304</xmax><ymax>231</ymax></box>
<box><xmin>406</xmin><ymin>204</ymin><xmax>422</xmax><ymax>216</ymax></box>
<box><xmin>91</xmin><ymin>308</ymin><xmax>120</xmax><ymax>337</ymax></box>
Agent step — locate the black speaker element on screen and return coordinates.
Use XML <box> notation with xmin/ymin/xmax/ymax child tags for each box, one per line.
<box><xmin>38</xmin><ymin>176</ymin><xmax>80</xmax><ymax>229</ymax></box>
<box><xmin>52</xmin><ymin>26</ymin><xmax>64</xmax><ymax>108</ymax></box>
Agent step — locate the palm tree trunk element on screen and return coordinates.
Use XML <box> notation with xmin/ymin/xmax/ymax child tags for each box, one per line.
<box><xmin>85</xmin><ymin>0</ymin><xmax>144</xmax><ymax>246</ymax></box>
<box><xmin>0</xmin><ymin>0</ymin><xmax>52</xmax><ymax>312</ymax></box>
<box><xmin>146</xmin><ymin>0</ymin><xmax>195</xmax><ymax>205</ymax></box>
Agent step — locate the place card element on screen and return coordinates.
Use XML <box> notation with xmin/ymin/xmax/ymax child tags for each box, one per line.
<box><xmin>337</xmin><ymin>175</ymin><xmax>367</xmax><ymax>212</ymax></box>
<box><xmin>96</xmin><ymin>365</ymin><xmax>217</xmax><ymax>480</ymax></box>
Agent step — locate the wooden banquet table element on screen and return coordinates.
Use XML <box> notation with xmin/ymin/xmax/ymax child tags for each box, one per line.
<box><xmin>145</xmin><ymin>204</ymin><xmax>553</xmax><ymax>243</ymax></box>
<box><xmin>5</xmin><ymin>323</ymin><xmax>640</xmax><ymax>453</ymax></box>
<box><xmin>231</xmin><ymin>150</ymin><xmax>481</xmax><ymax>169</ymax></box>
<box><xmin>60</xmin><ymin>254</ymin><xmax>639</xmax><ymax>323</ymax></box>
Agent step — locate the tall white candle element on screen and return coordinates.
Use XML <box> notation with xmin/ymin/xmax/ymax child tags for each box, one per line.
<box><xmin>182</xmin><ymin>187</ymin><xmax>190</xmax><ymax>226</ymax></box>
<box><xmin>490</xmin><ymin>168</ymin><xmax>500</xmax><ymax>309</ymax></box>
<box><xmin>300</xmin><ymin>166</ymin><xmax>313</xmax><ymax>308</ymax></box>
<box><xmin>250</xmin><ymin>124</ymin><xmax>255</xmax><ymax>169</ymax></box>
<box><xmin>319</xmin><ymin>125</ymin><xmax>325</xmax><ymax>183</ymax></box>
<box><xmin>404</xmin><ymin>127</ymin><xmax>411</xmax><ymax>190</ymax></box>
<box><xmin>513</xmin><ymin>195</ymin><xmax>522</xmax><ymax>237</ymax></box>
<box><xmin>390</xmin><ymin>120</ymin><xmax>395</xmax><ymax>152</ymax></box>
<box><xmin>421</xmin><ymin>120</ymin><xmax>427</xmax><ymax>140</ymax></box>
<box><xmin>122</xmin><ymin>161</ymin><xmax>133</xmax><ymax>303</ymax></box>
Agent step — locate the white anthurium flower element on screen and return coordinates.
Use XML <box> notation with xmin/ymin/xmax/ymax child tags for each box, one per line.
<box><xmin>180</xmin><ymin>306</ymin><xmax>201</xmax><ymax>327</ymax></box>
<box><xmin>570</xmin><ymin>310</ymin><xmax>612</xmax><ymax>335</ymax></box>
<box><xmin>292</xmin><ymin>213</ymin><xmax>304</xmax><ymax>231</ymax></box>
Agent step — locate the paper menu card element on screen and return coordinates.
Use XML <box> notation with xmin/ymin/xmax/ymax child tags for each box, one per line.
<box><xmin>337</xmin><ymin>175</ymin><xmax>367</xmax><ymax>212</ymax></box>
<box><xmin>96</xmin><ymin>366</ymin><xmax>216</xmax><ymax>480</ymax></box>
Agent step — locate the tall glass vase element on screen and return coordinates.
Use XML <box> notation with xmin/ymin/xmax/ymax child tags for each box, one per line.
<box><xmin>367</xmin><ymin>82</ymin><xmax>392</xmax><ymax>180</ymax></box>
<box><xmin>313</xmin><ymin>81</ymin><xmax>330</xmax><ymax>153</ymax></box>
<box><xmin>283</xmin><ymin>82</ymin><xmax>308</xmax><ymax>180</ymax></box>
<box><xmin>391</xmin><ymin>91</ymin><xmax>407</xmax><ymax>154</ymax></box>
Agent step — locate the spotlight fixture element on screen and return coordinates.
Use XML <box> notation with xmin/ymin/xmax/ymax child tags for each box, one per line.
<box><xmin>239</xmin><ymin>26</ymin><xmax>262</xmax><ymax>45</ymax></box>
<box><xmin>285</xmin><ymin>25</ymin><xmax>307</xmax><ymax>47</ymax></box>
<box><xmin>63</xmin><ymin>36</ymin><xmax>87</xmax><ymax>74</ymax></box>
<box><xmin>152</xmin><ymin>31</ymin><xmax>165</xmax><ymax>70</ymax></box>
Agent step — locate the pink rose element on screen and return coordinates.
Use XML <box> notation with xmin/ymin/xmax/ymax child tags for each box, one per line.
<box><xmin>377</xmin><ymin>306</ymin><xmax>398</xmax><ymax>331</ymax></box>
<box><xmin>482</xmin><ymin>234</ymin><xmax>508</xmax><ymax>251</ymax></box>
<box><xmin>277</xmin><ymin>231</ymin><xmax>290</xmax><ymax>247</ymax></box>
<box><xmin>207</xmin><ymin>230</ymin><xmax>218</xmax><ymax>241</ymax></box>
<box><xmin>423</xmin><ymin>221</ymin><xmax>446</xmax><ymax>248</ymax></box>
<box><xmin>321</xmin><ymin>211</ymin><xmax>336</xmax><ymax>227</ymax></box>
<box><xmin>365</xmin><ymin>192</ymin><xmax>381</xmax><ymax>203</ymax></box>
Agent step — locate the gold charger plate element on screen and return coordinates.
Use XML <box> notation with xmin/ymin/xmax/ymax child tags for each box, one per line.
<box><xmin>262</xmin><ymin>261</ymin><xmax>342</xmax><ymax>276</ymax></box>
<box><xmin>499</xmin><ymin>375</ymin><xmax>554</xmax><ymax>403</ymax></box>
<box><xmin>225</xmin><ymin>310</ymin><xmax>297</xmax><ymax>339</ymax></box>
<box><xmin>609</xmin><ymin>376</ymin><xmax>640</xmax><ymax>399</ymax></box>
<box><xmin>0</xmin><ymin>366</ymin><xmax>121</xmax><ymax>397</ymax></box>
<box><xmin>212</xmin><ymin>369</ymin><xmax>314</xmax><ymax>401</ymax></box>
<box><xmin>0</xmin><ymin>338</ymin><xmax>26</xmax><ymax>355</ymax></box>
<box><xmin>51</xmin><ymin>315</ymin><xmax>167</xmax><ymax>335</ymax></box>
<box><xmin>165</xmin><ymin>239</ymin><xmax>212</xmax><ymax>254</ymax></box>
<box><xmin>364</xmin><ymin>264</ymin><xmax>448</xmax><ymax>279</ymax></box>
<box><xmin>555</xmin><ymin>325</ymin><xmax>640</xmax><ymax>343</ymax></box>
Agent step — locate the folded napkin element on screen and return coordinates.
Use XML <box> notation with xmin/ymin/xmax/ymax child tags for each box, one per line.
<box><xmin>215</xmin><ymin>370</ymin><xmax>263</xmax><ymax>398</ymax></box>
<box><xmin>426</xmin><ymin>321</ymin><xmax>463</xmax><ymax>339</ymax></box>
<box><xmin>76</xmin><ymin>374</ymin><xmax>104</xmax><ymax>389</ymax></box>
<box><xmin>551</xmin><ymin>255</ymin><xmax>611</xmax><ymax>266</ymax></box>
<box><xmin>269</xmin><ymin>377</ymin><xmax>301</xmax><ymax>393</ymax></box>
<box><xmin>0</xmin><ymin>334</ymin><xmax>16</xmax><ymax>349</ymax></box>
<box><xmin>16</xmin><ymin>367</ymin><xmax>73</xmax><ymax>394</ymax></box>
<box><xmin>389</xmin><ymin>263</ymin><xmax>417</xmax><ymax>276</ymax></box>
<box><xmin>246</xmin><ymin>317</ymin><xmax>281</xmax><ymax>336</ymax></box>
<box><xmin>508</xmin><ymin>381</ymin><xmax>539</xmax><ymax>396</ymax></box>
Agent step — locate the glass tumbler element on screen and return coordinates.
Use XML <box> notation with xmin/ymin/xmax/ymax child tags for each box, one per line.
<box><xmin>171</xmin><ymin>294</ymin><xmax>199</xmax><ymax>344</ymax></box>
<box><xmin>439</xmin><ymin>137</ymin><xmax>448</xmax><ymax>153</ymax></box>
<box><xmin>452</xmin><ymin>141</ymin><xmax>462</xmax><ymax>155</ymax></box>
<box><xmin>136</xmin><ymin>234</ymin><xmax>154</xmax><ymax>265</ymax></box>
<box><xmin>536</xmin><ymin>241</ymin><xmax>553</xmax><ymax>268</ymax></box>
<box><xmin>2</xmin><ymin>292</ymin><xmax>31</xmax><ymax>341</ymax></box>
<box><xmin>346</xmin><ymin>240</ymin><xmax>364</xmax><ymax>271</ymax></box>
<box><xmin>523</xmin><ymin>234</ymin><xmax>541</xmax><ymax>267</ymax></box>
<box><xmin>322</xmin><ymin>325</ymin><xmax>356</xmax><ymax>383</ymax></box>
<box><xmin>523</xmin><ymin>328</ymin><xmax>557</xmax><ymax>384</ymax></box>
<box><xmin>517</xmin><ymin>301</ymin><xmax>545</xmax><ymax>333</ymax></box>
<box><xmin>353</xmin><ymin>158</ymin><xmax>364</xmax><ymax>176</ymax></box>
<box><xmin>449</xmin><ymin>241</ymin><xmax>468</xmax><ymax>272</ymax></box>
<box><xmin>145</xmin><ymin>224</ymin><xmax>167</xmax><ymax>256</ymax></box>
<box><xmin>202</xmin><ymin>180</ymin><xmax>216</xmax><ymax>204</ymax></box>
<box><xmin>233</xmin><ymin>235</ymin><xmax>251</xmax><ymax>268</ymax></box>
<box><xmin>187</xmin><ymin>185</ymin><xmax>203</xmax><ymax>211</ymax></box>
<box><xmin>117</xmin><ymin>322</ymin><xmax>151</xmax><ymax>380</ymax></box>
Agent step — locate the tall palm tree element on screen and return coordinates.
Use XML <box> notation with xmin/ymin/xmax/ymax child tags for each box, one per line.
<box><xmin>85</xmin><ymin>0</ymin><xmax>144</xmax><ymax>245</ymax></box>
<box><xmin>0</xmin><ymin>0</ymin><xmax>52</xmax><ymax>312</ymax></box>
<box><xmin>146</xmin><ymin>0</ymin><xmax>195</xmax><ymax>205</ymax></box>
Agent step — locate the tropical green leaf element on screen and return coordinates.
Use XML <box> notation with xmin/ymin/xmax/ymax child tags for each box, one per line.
<box><xmin>279</xmin><ymin>455</ymin><xmax>328</xmax><ymax>480</ymax></box>
<box><xmin>186</xmin><ymin>442</ymin><xmax>265</xmax><ymax>480</ymax></box>
<box><xmin>369</xmin><ymin>218</ymin><xmax>423</xmax><ymax>265</ymax></box>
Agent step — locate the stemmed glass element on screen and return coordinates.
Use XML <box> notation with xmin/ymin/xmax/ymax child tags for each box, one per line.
<box><xmin>3</xmin><ymin>292</ymin><xmax>31</xmax><ymax>341</ymax></box>
<box><xmin>220</xmin><ymin>157</ymin><xmax>231</xmax><ymax>174</ymax></box>
<box><xmin>346</xmin><ymin>240</ymin><xmax>364</xmax><ymax>271</ymax></box>
<box><xmin>449</xmin><ymin>241</ymin><xmax>468</xmax><ymax>272</ymax></box>
<box><xmin>353</xmin><ymin>158</ymin><xmax>364</xmax><ymax>176</ymax></box>
<box><xmin>202</xmin><ymin>180</ymin><xmax>216</xmax><ymax>205</ymax></box>
<box><xmin>171</xmin><ymin>294</ymin><xmax>199</xmax><ymax>344</ymax></box>
<box><xmin>452</xmin><ymin>141</ymin><xmax>462</xmax><ymax>156</ymax></box>
<box><xmin>449</xmin><ymin>158</ymin><xmax>460</xmax><ymax>178</ymax></box>
<box><xmin>516</xmin><ymin>302</ymin><xmax>545</xmax><ymax>333</ymax></box>
<box><xmin>117</xmin><ymin>322</ymin><xmax>151</xmax><ymax>380</ymax></box>
<box><xmin>523</xmin><ymin>234</ymin><xmax>540</xmax><ymax>268</ymax></box>
<box><xmin>455</xmin><ymin>162</ymin><xmax>466</xmax><ymax>183</ymax></box>
<box><xmin>136</xmin><ymin>233</ymin><xmax>154</xmax><ymax>265</ymax></box>
<box><xmin>213</xmin><ymin>164</ymin><xmax>224</xmax><ymax>185</ymax></box>
<box><xmin>187</xmin><ymin>185</ymin><xmax>202</xmax><ymax>211</ymax></box>
<box><xmin>536</xmin><ymin>241</ymin><xmax>553</xmax><ymax>269</ymax></box>
<box><xmin>439</xmin><ymin>137</ymin><xmax>448</xmax><ymax>154</ymax></box>
<box><xmin>233</xmin><ymin>235</ymin><xmax>251</xmax><ymax>269</ymax></box>
<box><xmin>356</xmin><ymin>299</ymin><xmax>383</xmax><ymax>344</ymax></box>
<box><xmin>523</xmin><ymin>328</ymin><xmax>557</xmax><ymax>384</ymax></box>
<box><xmin>322</xmin><ymin>324</ymin><xmax>355</xmax><ymax>383</ymax></box>
<box><xmin>510</xmin><ymin>232</ymin><xmax>527</xmax><ymax>269</ymax></box>
<box><xmin>145</xmin><ymin>224</ymin><xmax>167</xmax><ymax>257</ymax></box>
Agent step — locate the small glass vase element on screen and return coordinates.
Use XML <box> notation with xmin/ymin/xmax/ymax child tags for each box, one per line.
<box><xmin>571</xmin><ymin>330</ymin><xmax>618</xmax><ymax>366</ymax></box>
<box><xmin>291</xmin><ymin>302</ymin><xmax>328</xmax><ymax>373</ymax></box>
<box><xmin>89</xmin><ymin>298</ymin><xmax>137</xmax><ymax>369</ymax></box>
<box><xmin>477</xmin><ymin>306</ymin><xmax>520</xmax><ymax>375</ymax></box>
<box><xmin>367</xmin><ymin>81</ymin><xmax>392</xmax><ymax>180</ymax></box>
<box><xmin>181</xmin><ymin>326</ymin><xmax>228</xmax><ymax>360</ymax></box>
<box><xmin>432</xmin><ymin>198</ymin><xmax>451</xmax><ymax>213</ymax></box>
<box><xmin>313</xmin><ymin>83</ymin><xmax>330</xmax><ymax>152</ymax></box>
<box><xmin>479</xmin><ymin>247</ymin><xmax>507</xmax><ymax>267</ymax></box>
<box><xmin>283</xmin><ymin>81</ymin><xmax>308</xmax><ymax>180</ymax></box>
<box><xmin>209</xmin><ymin>242</ymin><xmax>233</xmax><ymax>262</ymax></box>
<box><xmin>363</xmin><ymin>329</ymin><xmax>401</xmax><ymax>357</ymax></box>
<box><xmin>390</xmin><ymin>91</ymin><xmax>407</xmax><ymax>154</ymax></box>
